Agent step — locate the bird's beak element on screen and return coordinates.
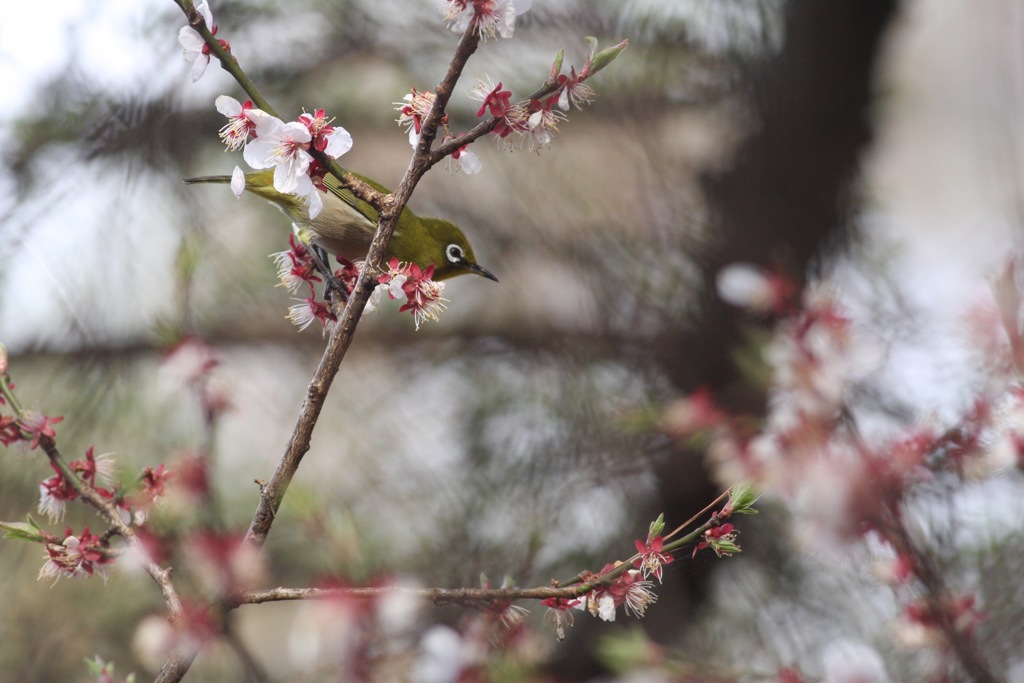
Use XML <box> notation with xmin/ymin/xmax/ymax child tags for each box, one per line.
<box><xmin>469</xmin><ymin>263</ymin><xmax>499</xmax><ymax>282</ymax></box>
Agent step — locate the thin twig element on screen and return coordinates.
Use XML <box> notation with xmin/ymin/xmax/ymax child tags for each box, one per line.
<box><xmin>36</xmin><ymin>436</ymin><xmax>184</xmax><ymax>617</ymax></box>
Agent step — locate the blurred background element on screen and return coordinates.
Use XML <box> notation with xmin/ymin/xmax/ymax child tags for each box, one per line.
<box><xmin>2</xmin><ymin>0</ymin><xmax>1024</xmax><ymax>681</ymax></box>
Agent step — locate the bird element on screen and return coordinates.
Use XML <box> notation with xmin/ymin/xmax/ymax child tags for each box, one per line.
<box><xmin>184</xmin><ymin>169</ymin><xmax>498</xmax><ymax>283</ymax></box>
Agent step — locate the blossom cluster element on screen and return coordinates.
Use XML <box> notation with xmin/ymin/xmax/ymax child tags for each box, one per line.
<box><xmin>178</xmin><ymin>3</ymin><xmax>352</xmax><ymax>220</ymax></box>
<box><xmin>395</xmin><ymin>35</ymin><xmax>626</xmax><ymax>173</ymax></box>
<box><xmin>30</xmin><ymin>451</ymin><xmax>174</xmax><ymax>583</ymax></box>
<box><xmin>666</xmin><ymin>265</ymin><xmax>1024</xmax><ymax>660</ymax></box>
<box><xmin>537</xmin><ymin>565</ymin><xmax>657</xmax><ymax>644</ymax></box>
<box><xmin>39</xmin><ymin>525</ymin><xmax>112</xmax><ymax>583</ymax></box>
<box><xmin>177</xmin><ymin>1</ymin><xmax>229</xmax><ymax>82</ymax></box>
<box><xmin>273</xmin><ymin>236</ymin><xmax>449</xmax><ymax>331</ymax></box>
<box><xmin>217</xmin><ymin>96</ymin><xmax>353</xmax><ymax>219</ymax></box>
<box><xmin>38</xmin><ymin>446</ymin><xmax>117</xmax><ymax>522</ymax></box>
<box><xmin>0</xmin><ymin>347</ymin><xmax>198</xmax><ymax>585</ymax></box>
<box><xmin>440</xmin><ymin>0</ymin><xmax>532</xmax><ymax>41</ymax></box>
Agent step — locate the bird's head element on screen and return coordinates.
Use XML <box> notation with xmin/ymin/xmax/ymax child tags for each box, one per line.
<box><xmin>401</xmin><ymin>217</ymin><xmax>499</xmax><ymax>282</ymax></box>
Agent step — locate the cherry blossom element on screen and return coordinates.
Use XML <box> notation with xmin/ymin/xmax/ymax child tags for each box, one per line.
<box><xmin>240</xmin><ymin>109</ymin><xmax>350</xmax><ymax>218</ymax></box>
<box><xmin>271</xmin><ymin>233</ymin><xmax>322</xmax><ymax>294</ymax></box>
<box><xmin>555</xmin><ymin>68</ymin><xmax>595</xmax><ymax>111</ymax></box>
<box><xmin>390</xmin><ymin>261</ymin><xmax>449</xmax><ymax>330</ymax></box>
<box><xmin>633</xmin><ymin>535</ymin><xmax>674</xmax><ymax>583</ymax></box>
<box><xmin>716</xmin><ymin>262</ymin><xmax>795</xmax><ymax>314</ymax></box>
<box><xmin>395</xmin><ymin>89</ymin><xmax>439</xmax><ymax>148</ymax></box>
<box><xmin>288</xmin><ymin>297</ymin><xmax>337</xmax><ymax>333</ymax></box>
<box><xmin>0</xmin><ymin>414</ymin><xmax>19</xmax><ymax>446</ymax></box>
<box><xmin>243</xmin><ymin>111</ymin><xmax>314</xmax><ymax>195</ymax></box>
<box><xmin>215</xmin><ymin>95</ymin><xmax>260</xmax><ymax>151</ymax></box>
<box><xmin>19</xmin><ymin>411</ymin><xmax>63</xmax><ymax>450</ymax></box>
<box><xmin>606</xmin><ymin>569</ymin><xmax>658</xmax><ymax>618</ymax></box>
<box><xmin>469</xmin><ymin>78</ymin><xmax>528</xmax><ymax>143</ymax></box>
<box><xmin>39</xmin><ymin>463</ymin><xmax>77</xmax><ymax>522</ymax></box>
<box><xmin>178</xmin><ymin>1</ymin><xmax>229</xmax><ymax>82</ymax></box>
<box><xmin>694</xmin><ymin>522</ymin><xmax>739</xmax><ymax>558</ymax></box>
<box><xmin>38</xmin><ymin>526</ymin><xmax>112</xmax><ymax>583</ymax></box>
<box><xmin>139</xmin><ymin>464</ymin><xmax>174</xmax><ymax>505</ymax></box>
<box><xmin>293</xmin><ymin>169</ymin><xmax>325</xmax><ymax>219</ymax></box>
<box><xmin>298</xmin><ymin>109</ymin><xmax>353</xmax><ymax>159</ymax></box>
<box><xmin>445</xmin><ymin>137</ymin><xmax>482</xmax><ymax>174</ymax></box>
<box><xmin>525</xmin><ymin>96</ymin><xmax>565</xmax><ymax>151</ymax></box>
<box><xmin>541</xmin><ymin>597</ymin><xmax>579</xmax><ymax>641</ymax></box>
<box><xmin>471</xmin><ymin>79</ymin><xmax>513</xmax><ymax>119</ymax></box>
<box><xmin>69</xmin><ymin>446</ymin><xmax>116</xmax><ymax>489</ymax></box>
<box><xmin>440</xmin><ymin>0</ymin><xmax>532</xmax><ymax>40</ymax></box>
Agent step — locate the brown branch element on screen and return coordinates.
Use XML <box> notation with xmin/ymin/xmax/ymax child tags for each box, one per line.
<box><xmin>243</xmin><ymin>27</ymin><xmax>482</xmax><ymax>547</ymax></box>
<box><xmin>239</xmin><ymin>582</ymin><xmax>592</xmax><ymax>609</ymax></box>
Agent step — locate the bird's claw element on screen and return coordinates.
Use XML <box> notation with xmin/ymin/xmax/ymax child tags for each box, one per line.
<box><xmin>323</xmin><ymin>273</ymin><xmax>349</xmax><ymax>303</ymax></box>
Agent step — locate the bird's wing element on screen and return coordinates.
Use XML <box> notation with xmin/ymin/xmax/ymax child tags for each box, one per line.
<box><xmin>322</xmin><ymin>173</ymin><xmax>383</xmax><ymax>224</ymax></box>
<box><xmin>312</xmin><ymin>172</ymin><xmax>412</xmax><ymax>260</ymax></box>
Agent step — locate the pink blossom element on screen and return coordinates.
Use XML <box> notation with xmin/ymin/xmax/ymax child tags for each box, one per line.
<box><xmin>555</xmin><ymin>68</ymin><xmax>595</xmax><ymax>111</ymax></box>
<box><xmin>693</xmin><ymin>522</ymin><xmax>739</xmax><ymax>558</ymax></box>
<box><xmin>178</xmin><ymin>2</ymin><xmax>229</xmax><ymax>82</ymax></box>
<box><xmin>298</xmin><ymin>109</ymin><xmax>353</xmax><ymax>159</ymax></box>
<box><xmin>377</xmin><ymin>258</ymin><xmax>448</xmax><ymax>330</ymax></box>
<box><xmin>243</xmin><ymin>111</ymin><xmax>314</xmax><ymax>195</ymax></box>
<box><xmin>398</xmin><ymin>266</ymin><xmax>448</xmax><ymax>330</ymax></box>
<box><xmin>288</xmin><ymin>297</ymin><xmax>338</xmax><ymax>333</ymax></box>
<box><xmin>162</xmin><ymin>337</ymin><xmax>219</xmax><ymax>389</ymax></box>
<box><xmin>472</xmin><ymin>80</ymin><xmax>513</xmax><ymax>119</ymax></box>
<box><xmin>39</xmin><ymin>463</ymin><xmax>78</xmax><ymax>522</ymax></box>
<box><xmin>541</xmin><ymin>597</ymin><xmax>580</xmax><ymax>641</ymax></box>
<box><xmin>633</xmin><ymin>535</ymin><xmax>674</xmax><ymax>582</ymax></box>
<box><xmin>446</xmin><ymin>138</ymin><xmax>482</xmax><ymax>174</ymax></box>
<box><xmin>525</xmin><ymin>96</ymin><xmax>565</xmax><ymax>151</ymax></box>
<box><xmin>0</xmin><ymin>414</ymin><xmax>19</xmax><ymax>446</ymax></box>
<box><xmin>38</xmin><ymin>526</ymin><xmax>112</xmax><ymax>582</ymax></box>
<box><xmin>69</xmin><ymin>446</ymin><xmax>116</xmax><ymax>489</ymax></box>
<box><xmin>184</xmin><ymin>531</ymin><xmax>265</xmax><ymax>597</ymax></box>
<box><xmin>271</xmin><ymin>233</ymin><xmax>322</xmax><ymax>294</ymax></box>
<box><xmin>395</xmin><ymin>89</ymin><xmax>439</xmax><ymax>147</ymax></box>
<box><xmin>19</xmin><ymin>412</ymin><xmax>63</xmax><ymax>450</ymax></box>
<box><xmin>469</xmin><ymin>79</ymin><xmax>528</xmax><ymax>143</ymax></box>
<box><xmin>716</xmin><ymin>262</ymin><xmax>795</xmax><ymax>314</ymax></box>
<box><xmin>215</xmin><ymin>95</ymin><xmax>260</xmax><ymax>151</ymax></box>
<box><xmin>606</xmin><ymin>569</ymin><xmax>658</xmax><ymax>618</ymax></box>
<box><xmin>440</xmin><ymin>0</ymin><xmax>532</xmax><ymax>40</ymax></box>
<box><xmin>661</xmin><ymin>387</ymin><xmax>727</xmax><ymax>439</ymax></box>
<box><xmin>140</xmin><ymin>464</ymin><xmax>174</xmax><ymax>504</ymax></box>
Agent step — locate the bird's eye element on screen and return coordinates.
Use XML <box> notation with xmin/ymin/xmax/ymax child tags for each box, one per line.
<box><xmin>446</xmin><ymin>244</ymin><xmax>464</xmax><ymax>263</ymax></box>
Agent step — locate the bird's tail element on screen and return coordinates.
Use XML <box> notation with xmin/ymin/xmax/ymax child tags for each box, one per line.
<box><xmin>183</xmin><ymin>169</ymin><xmax>291</xmax><ymax>206</ymax></box>
<box><xmin>183</xmin><ymin>174</ymin><xmax>232</xmax><ymax>185</ymax></box>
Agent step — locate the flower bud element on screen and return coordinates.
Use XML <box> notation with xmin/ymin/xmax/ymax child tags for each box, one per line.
<box><xmin>588</xmin><ymin>39</ymin><xmax>629</xmax><ymax>76</ymax></box>
<box><xmin>0</xmin><ymin>342</ymin><xmax>7</xmax><ymax>374</ymax></box>
<box><xmin>549</xmin><ymin>48</ymin><xmax>565</xmax><ymax>79</ymax></box>
<box><xmin>647</xmin><ymin>513</ymin><xmax>665</xmax><ymax>539</ymax></box>
<box><xmin>727</xmin><ymin>481</ymin><xmax>759</xmax><ymax>515</ymax></box>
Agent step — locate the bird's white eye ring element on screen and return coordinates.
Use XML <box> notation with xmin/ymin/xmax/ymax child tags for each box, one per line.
<box><xmin>446</xmin><ymin>244</ymin><xmax>464</xmax><ymax>263</ymax></box>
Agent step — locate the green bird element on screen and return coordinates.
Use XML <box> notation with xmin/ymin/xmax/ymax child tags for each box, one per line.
<box><xmin>185</xmin><ymin>168</ymin><xmax>498</xmax><ymax>282</ymax></box>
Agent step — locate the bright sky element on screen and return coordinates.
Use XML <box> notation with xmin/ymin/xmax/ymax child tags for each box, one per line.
<box><xmin>0</xmin><ymin>0</ymin><xmax>167</xmax><ymax>117</ymax></box>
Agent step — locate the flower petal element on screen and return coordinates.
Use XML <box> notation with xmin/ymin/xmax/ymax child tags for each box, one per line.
<box><xmin>215</xmin><ymin>95</ymin><xmax>242</xmax><ymax>117</ymax></box>
<box><xmin>458</xmin><ymin>149</ymin><xmax>482</xmax><ymax>175</ymax></box>
<box><xmin>178</xmin><ymin>27</ymin><xmax>205</xmax><ymax>54</ymax></box>
<box><xmin>190</xmin><ymin>54</ymin><xmax>211</xmax><ymax>82</ymax></box>
<box><xmin>322</xmin><ymin>127</ymin><xmax>353</xmax><ymax>159</ymax></box>
<box><xmin>230</xmin><ymin>166</ymin><xmax>246</xmax><ymax>198</ymax></box>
